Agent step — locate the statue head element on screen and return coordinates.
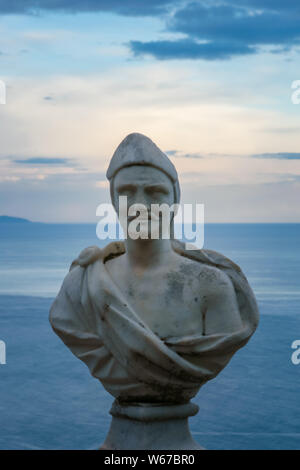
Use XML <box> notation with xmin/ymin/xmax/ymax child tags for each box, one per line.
<box><xmin>106</xmin><ymin>133</ymin><xmax>181</xmax><ymax>238</ymax></box>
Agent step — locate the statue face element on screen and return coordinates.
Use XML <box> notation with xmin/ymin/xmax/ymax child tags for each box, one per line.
<box><xmin>112</xmin><ymin>165</ymin><xmax>175</xmax><ymax>239</ymax></box>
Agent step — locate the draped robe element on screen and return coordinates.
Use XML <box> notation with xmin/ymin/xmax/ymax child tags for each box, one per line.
<box><xmin>49</xmin><ymin>240</ymin><xmax>259</xmax><ymax>404</ymax></box>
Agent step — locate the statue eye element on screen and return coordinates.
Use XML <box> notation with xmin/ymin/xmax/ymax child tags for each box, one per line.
<box><xmin>146</xmin><ymin>186</ymin><xmax>169</xmax><ymax>196</ymax></box>
<box><xmin>117</xmin><ymin>184</ymin><xmax>136</xmax><ymax>195</ymax></box>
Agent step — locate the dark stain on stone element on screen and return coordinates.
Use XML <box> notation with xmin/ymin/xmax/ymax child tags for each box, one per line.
<box><xmin>178</xmin><ymin>262</ymin><xmax>196</xmax><ymax>276</ymax></box>
<box><xmin>166</xmin><ymin>270</ymin><xmax>184</xmax><ymax>299</ymax></box>
<box><xmin>128</xmin><ymin>285</ymin><xmax>134</xmax><ymax>297</ymax></box>
<box><xmin>202</xmin><ymin>306</ymin><xmax>207</xmax><ymax>336</ymax></box>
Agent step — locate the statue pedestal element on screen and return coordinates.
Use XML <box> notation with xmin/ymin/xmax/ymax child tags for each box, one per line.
<box><xmin>100</xmin><ymin>401</ymin><xmax>204</xmax><ymax>450</ymax></box>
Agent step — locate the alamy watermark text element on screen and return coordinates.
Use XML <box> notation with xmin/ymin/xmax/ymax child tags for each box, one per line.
<box><xmin>0</xmin><ymin>80</ymin><xmax>6</xmax><ymax>104</ymax></box>
<box><xmin>0</xmin><ymin>340</ymin><xmax>6</xmax><ymax>365</ymax></box>
<box><xmin>291</xmin><ymin>340</ymin><xmax>300</xmax><ymax>365</ymax></box>
<box><xmin>96</xmin><ymin>197</ymin><xmax>204</xmax><ymax>250</ymax></box>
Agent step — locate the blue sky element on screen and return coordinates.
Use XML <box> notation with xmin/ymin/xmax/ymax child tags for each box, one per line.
<box><xmin>0</xmin><ymin>0</ymin><xmax>300</xmax><ymax>222</ymax></box>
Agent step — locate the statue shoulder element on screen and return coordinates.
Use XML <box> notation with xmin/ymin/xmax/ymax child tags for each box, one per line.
<box><xmin>69</xmin><ymin>242</ymin><xmax>125</xmax><ymax>270</ymax></box>
<box><xmin>172</xmin><ymin>240</ymin><xmax>237</xmax><ymax>298</ymax></box>
<box><xmin>172</xmin><ymin>240</ymin><xmax>244</xmax><ymax>276</ymax></box>
<box><xmin>199</xmin><ymin>263</ymin><xmax>235</xmax><ymax>299</ymax></box>
<box><xmin>187</xmin><ymin>256</ymin><xmax>234</xmax><ymax>298</ymax></box>
<box><xmin>56</xmin><ymin>241</ymin><xmax>125</xmax><ymax>304</ymax></box>
<box><xmin>69</xmin><ymin>245</ymin><xmax>102</xmax><ymax>270</ymax></box>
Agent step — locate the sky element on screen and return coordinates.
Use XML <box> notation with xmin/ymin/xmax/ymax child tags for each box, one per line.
<box><xmin>0</xmin><ymin>0</ymin><xmax>300</xmax><ymax>223</ymax></box>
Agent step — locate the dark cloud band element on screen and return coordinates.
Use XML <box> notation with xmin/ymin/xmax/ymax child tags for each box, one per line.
<box><xmin>13</xmin><ymin>157</ymin><xmax>73</xmax><ymax>165</ymax></box>
<box><xmin>252</xmin><ymin>153</ymin><xmax>300</xmax><ymax>160</ymax></box>
<box><xmin>129</xmin><ymin>38</ymin><xmax>256</xmax><ymax>60</ymax></box>
<box><xmin>0</xmin><ymin>0</ymin><xmax>172</xmax><ymax>16</ymax></box>
<box><xmin>1</xmin><ymin>1</ymin><xmax>300</xmax><ymax>61</ymax></box>
<box><xmin>169</xmin><ymin>3</ymin><xmax>300</xmax><ymax>47</ymax></box>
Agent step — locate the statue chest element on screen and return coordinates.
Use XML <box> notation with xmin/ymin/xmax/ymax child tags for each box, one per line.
<box><xmin>121</xmin><ymin>275</ymin><xmax>205</xmax><ymax>339</ymax></box>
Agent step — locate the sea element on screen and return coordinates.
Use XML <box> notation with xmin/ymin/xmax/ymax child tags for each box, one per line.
<box><xmin>0</xmin><ymin>222</ymin><xmax>299</xmax><ymax>449</ymax></box>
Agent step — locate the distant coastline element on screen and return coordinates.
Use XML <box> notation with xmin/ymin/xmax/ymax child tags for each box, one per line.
<box><xmin>0</xmin><ymin>216</ymin><xmax>33</xmax><ymax>224</ymax></box>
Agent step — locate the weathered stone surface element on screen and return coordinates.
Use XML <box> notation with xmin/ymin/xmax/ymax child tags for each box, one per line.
<box><xmin>49</xmin><ymin>133</ymin><xmax>259</xmax><ymax>449</ymax></box>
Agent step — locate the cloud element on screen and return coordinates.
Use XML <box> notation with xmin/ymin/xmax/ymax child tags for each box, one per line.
<box><xmin>1</xmin><ymin>0</ymin><xmax>298</xmax><ymax>17</ymax></box>
<box><xmin>169</xmin><ymin>4</ymin><xmax>300</xmax><ymax>46</ymax></box>
<box><xmin>258</xmin><ymin>127</ymin><xmax>300</xmax><ymax>135</ymax></box>
<box><xmin>253</xmin><ymin>153</ymin><xmax>300</xmax><ymax>160</ymax></box>
<box><xmin>166</xmin><ymin>149</ymin><xmax>204</xmax><ymax>159</ymax></box>
<box><xmin>129</xmin><ymin>1</ymin><xmax>300</xmax><ymax>60</ymax></box>
<box><xmin>237</xmin><ymin>0</ymin><xmax>300</xmax><ymax>11</ymax></box>
<box><xmin>0</xmin><ymin>0</ymin><xmax>173</xmax><ymax>16</ymax></box>
<box><xmin>13</xmin><ymin>157</ymin><xmax>74</xmax><ymax>165</ymax></box>
<box><xmin>2</xmin><ymin>1</ymin><xmax>300</xmax><ymax>62</ymax></box>
<box><xmin>129</xmin><ymin>39</ymin><xmax>256</xmax><ymax>60</ymax></box>
<box><xmin>3</xmin><ymin>69</ymin><xmax>300</xmax><ymax>174</ymax></box>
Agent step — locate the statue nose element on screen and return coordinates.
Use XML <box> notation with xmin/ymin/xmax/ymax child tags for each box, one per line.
<box><xmin>135</xmin><ymin>191</ymin><xmax>151</xmax><ymax>211</ymax></box>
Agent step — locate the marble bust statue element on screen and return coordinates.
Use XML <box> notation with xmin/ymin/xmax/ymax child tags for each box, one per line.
<box><xmin>49</xmin><ymin>133</ymin><xmax>259</xmax><ymax>449</ymax></box>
